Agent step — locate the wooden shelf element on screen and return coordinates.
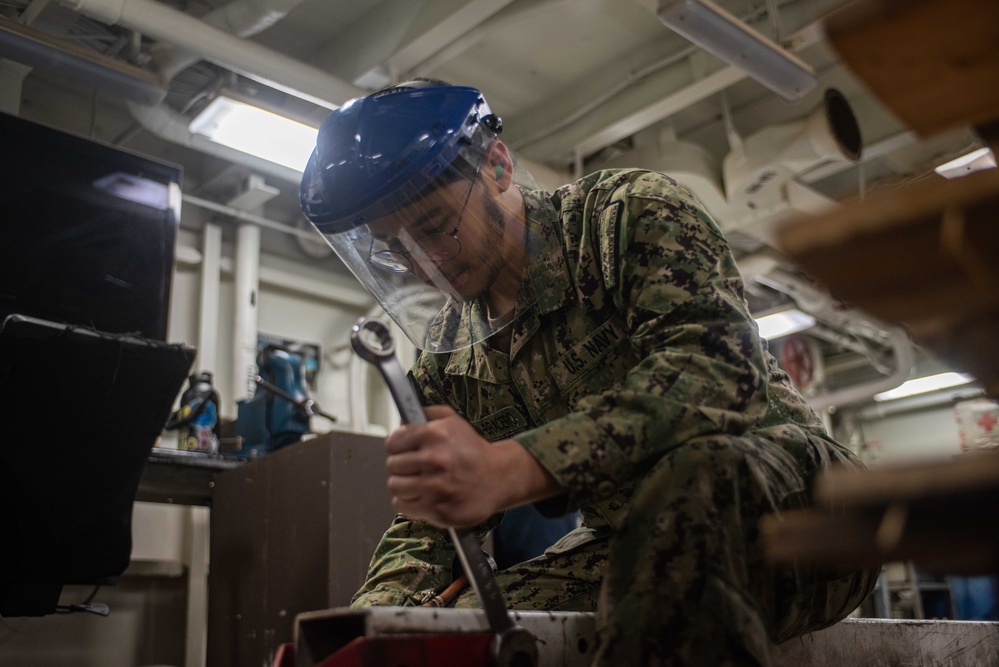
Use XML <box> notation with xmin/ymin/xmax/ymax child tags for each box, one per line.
<box><xmin>778</xmin><ymin>168</ymin><xmax>999</xmax><ymax>396</ymax></box>
<box><xmin>824</xmin><ymin>0</ymin><xmax>999</xmax><ymax>138</ymax></box>
<box><xmin>766</xmin><ymin>0</ymin><xmax>999</xmax><ymax>582</ymax></box>
<box><xmin>762</xmin><ymin>452</ymin><xmax>999</xmax><ymax>575</ymax></box>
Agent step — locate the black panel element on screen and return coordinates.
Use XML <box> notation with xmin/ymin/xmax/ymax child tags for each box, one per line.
<box><xmin>0</xmin><ymin>315</ymin><xmax>195</xmax><ymax>616</ymax></box>
<box><xmin>0</xmin><ymin>111</ymin><xmax>181</xmax><ymax>341</ymax></box>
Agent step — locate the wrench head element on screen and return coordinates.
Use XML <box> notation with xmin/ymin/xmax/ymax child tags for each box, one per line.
<box><xmin>493</xmin><ymin>625</ymin><xmax>538</xmax><ymax>667</ymax></box>
<box><xmin>350</xmin><ymin>317</ymin><xmax>397</xmax><ymax>363</ymax></box>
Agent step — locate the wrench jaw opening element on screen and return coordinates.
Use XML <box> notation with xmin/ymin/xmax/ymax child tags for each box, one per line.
<box><xmin>350</xmin><ymin>317</ymin><xmax>396</xmax><ymax>363</ymax></box>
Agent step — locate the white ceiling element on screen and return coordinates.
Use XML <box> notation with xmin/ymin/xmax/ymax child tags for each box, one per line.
<box><xmin>3</xmin><ymin>0</ymin><xmax>977</xmax><ymax>188</ymax></box>
<box><xmin>0</xmin><ymin>0</ymin><xmax>988</xmax><ymax>403</ymax></box>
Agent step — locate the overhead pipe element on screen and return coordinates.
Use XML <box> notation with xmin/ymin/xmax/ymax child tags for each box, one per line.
<box><xmin>183</xmin><ymin>193</ymin><xmax>324</xmax><ymax>243</ymax></box>
<box><xmin>150</xmin><ymin>0</ymin><xmax>312</xmax><ymax>83</ymax></box>
<box><xmin>60</xmin><ymin>0</ymin><xmax>364</xmax><ymax>108</ymax></box>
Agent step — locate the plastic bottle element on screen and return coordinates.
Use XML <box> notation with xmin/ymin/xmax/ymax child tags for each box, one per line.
<box><xmin>178</xmin><ymin>372</ymin><xmax>221</xmax><ymax>454</ymax></box>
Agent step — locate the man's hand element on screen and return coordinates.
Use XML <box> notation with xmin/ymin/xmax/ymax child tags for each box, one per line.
<box><xmin>384</xmin><ymin>405</ymin><xmax>562</xmax><ymax>528</ymax></box>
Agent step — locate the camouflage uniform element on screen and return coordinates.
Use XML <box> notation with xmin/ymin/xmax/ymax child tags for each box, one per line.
<box><xmin>352</xmin><ymin>169</ymin><xmax>878</xmax><ymax>665</ymax></box>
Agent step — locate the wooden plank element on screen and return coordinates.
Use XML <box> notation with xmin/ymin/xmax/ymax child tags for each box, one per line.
<box><xmin>776</xmin><ymin>168</ymin><xmax>999</xmax><ymax>396</ymax></box>
<box><xmin>762</xmin><ymin>453</ymin><xmax>999</xmax><ymax>573</ymax></box>
<box><xmin>815</xmin><ymin>451</ymin><xmax>999</xmax><ymax>507</ymax></box>
<box><xmin>825</xmin><ymin>0</ymin><xmax>999</xmax><ymax>137</ymax></box>
<box><xmin>777</xmin><ymin>168</ymin><xmax>999</xmax><ymax>254</ymax></box>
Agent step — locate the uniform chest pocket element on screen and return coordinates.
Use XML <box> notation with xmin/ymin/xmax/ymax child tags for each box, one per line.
<box><xmin>548</xmin><ymin>319</ymin><xmax>636</xmax><ymax>409</ymax></box>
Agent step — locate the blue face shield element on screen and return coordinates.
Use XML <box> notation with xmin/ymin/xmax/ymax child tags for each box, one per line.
<box><xmin>301</xmin><ymin>84</ymin><xmax>500</xmax><ymax>233</ymax></box>
<box><xmin>300</xmin><ymin>84</ymin><xmax>537</xmax><ymax>353</ymax></box>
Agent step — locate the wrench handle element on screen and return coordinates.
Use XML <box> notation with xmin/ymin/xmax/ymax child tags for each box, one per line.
<box><xmin>353</xmin><ymin>317</ymin><xmax>537</xmax><ymax>665</ymax></box>
<box><xmin>449</xmin><ymin>527</ymin><xmax>516</xmax><ymax>634</ymax></box>
<box><xmin>378</xmin><ymin>355</ymin><xmax>427</xmax><ymax>425</ymax></box>
<box><xmin>370</xmin><ymin>356</ymin><xmax>513</xmax><ymax>631</ymax></box>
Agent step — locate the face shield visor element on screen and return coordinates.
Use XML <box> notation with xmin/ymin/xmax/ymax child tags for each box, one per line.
<box><xmin>320</xmin><ymin>154</ymin><xmax>538</xmax><ymax>353</ymax></box>
<box><xmin>301</xmin><ymin>84</ymin><xmax>540</xmax><ymax>353</ymax></box>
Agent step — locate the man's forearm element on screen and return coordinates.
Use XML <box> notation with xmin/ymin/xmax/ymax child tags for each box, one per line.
<box><xmin>490</xmin><ymin>439</ymin><xmax>565</xmax><ymax>510</ymax></box>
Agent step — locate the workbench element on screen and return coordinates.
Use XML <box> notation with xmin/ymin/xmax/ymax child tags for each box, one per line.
<box><xmin>138</xmin><ymin>447</ymin><xmax>245</xmax><ymax>506</ymax></box>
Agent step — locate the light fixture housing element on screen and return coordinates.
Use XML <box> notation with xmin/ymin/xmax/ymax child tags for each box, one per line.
<box><xmin>934</xmin><ymin>147</ymin><xmax>997</xmax><ymax>179</ymax></box>
<box><xmin>657</xmin><ymin>0</ymin><xmax>817</xmax><ymax>101</ymax></box>
<box><xmin>873</xmin><ymin>372</ymin><xmax>975</xmax><ymax>402</ymax></box>
<box><xmin>188</xmin><ymin>96</ymin><xmax>319</xmax><ymax>173</ymax></box>
<box><xmin>753</xmin><ymin>308</ymin><xmax>816</xmax><ymax>340</ymax></box>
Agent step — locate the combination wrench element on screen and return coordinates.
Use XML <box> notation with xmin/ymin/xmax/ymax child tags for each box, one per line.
<box><xmin>350</xmin><ymin>316</ymin><xmax>538</xmax><ymax>667</ymax></box>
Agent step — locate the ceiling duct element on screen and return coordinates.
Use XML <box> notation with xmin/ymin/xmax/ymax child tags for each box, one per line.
<box><xmin>723</xmin><ymin>88</ymin><xmax>861</xmax><ymax>219</ymax></box>
<box><xmin>655</xmin><ymin>128</ymin><xmax>731</xmax><ymax>226</ymax></box>
<box><xmin>587</xmin><ymin>90</ymin><xmax>860</xmax><ymax>239</ymax></box>
<box><xmin>0</xmin><ymin>15</ymin><xmax>165</xmax><ymax>104</ymax></box>
<box><xmin>60</xmin><ymin>0</ymin><xmax>362</xmax><ymax>108</ymax></box>
<box><xmin>588</xmin><ymin>126</ymin><xmax>731</xmax><ymax>227</ymax></box>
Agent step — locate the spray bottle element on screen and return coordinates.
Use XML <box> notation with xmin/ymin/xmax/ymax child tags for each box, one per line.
<box><xmin>172</xmin><ymin>371</ymin><xmax>221</xmax><ymax>454</ymax></box>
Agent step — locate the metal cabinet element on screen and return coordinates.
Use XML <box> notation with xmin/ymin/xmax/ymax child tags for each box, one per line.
<box><xmin>207</xmin><ymin>431</ymin><xmax>394</xmax><ymax>666</ymax></box>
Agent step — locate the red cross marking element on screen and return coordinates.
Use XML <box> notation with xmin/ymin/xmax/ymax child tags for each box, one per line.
<box><xmin>782</xmin><ymin>336</ymin><xmax>814</xmax><ymax>389</ymax></box>
<box><xmin>977</xmin><ymin>411</ymin><xmax>998</xmax><ymax>433</ymax></box>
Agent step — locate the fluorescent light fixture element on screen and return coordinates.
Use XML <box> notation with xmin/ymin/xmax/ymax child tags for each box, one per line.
<box><xmin>874</xmin><ymin>372</ymin><xmax>975</xmax><ymax>402</ymax></box>
<box><xmin>754</xmin><ymin>308</ymin><xmax>815</xmax><ymax>340</ymax></box>
<box><xmin>657</xmin><ymin>0</ymin><xmax>816</xmax><ymax>101</ymax></box>
<box><xmin>934</xmin><ymin>147</ymin><xmax>996</xmax><ymax>179</ymax></box>
<box><xmin>189</xmin><ymin>96</ymin><xmax>319</xmax><ymax>172</ymax></box>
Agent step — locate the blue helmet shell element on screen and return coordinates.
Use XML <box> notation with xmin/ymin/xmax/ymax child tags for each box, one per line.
<box><xmin>300</xmin><ymin>84</ymin><xmax>498</xmax><ymax>234</ymax></box>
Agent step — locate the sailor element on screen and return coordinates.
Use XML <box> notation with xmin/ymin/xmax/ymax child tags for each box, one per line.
<box><xmin>300</xmin><ymin>79</ymin><xmax>878</xmax><ymax>666</ymax></box>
